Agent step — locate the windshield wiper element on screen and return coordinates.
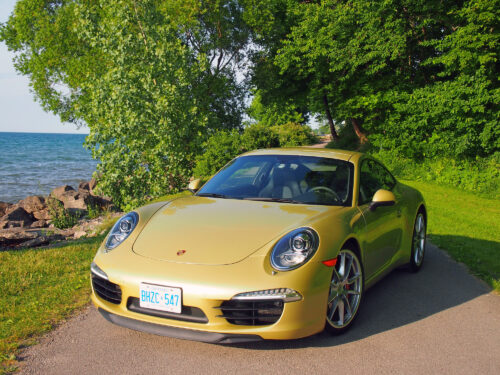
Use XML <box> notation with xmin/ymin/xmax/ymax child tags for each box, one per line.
<box><xmin>196</xmin><ymin>193</ymin><xmax>230</xmax><ymax>199</ymax></box>
<box><xmin>243</xmin><ymin>197</ymin><xmax>301</xmax><ymax>204</ymax></box>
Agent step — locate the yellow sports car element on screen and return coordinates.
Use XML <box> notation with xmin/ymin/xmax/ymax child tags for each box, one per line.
<box><xmin>91</xmin><ymin>148</ymin><xmax>426</xmax><ymax>343</ymax></box>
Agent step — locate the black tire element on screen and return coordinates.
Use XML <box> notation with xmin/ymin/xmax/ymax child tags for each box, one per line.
<box><xmin>409</xmin><ymin>210</ymin><xmax>426</xmax><ymax>272</ymax></box>
<box><xmin>325</xmin><ymin>248</ymin><xmax>364</xmax><ymax>335</ymax></box>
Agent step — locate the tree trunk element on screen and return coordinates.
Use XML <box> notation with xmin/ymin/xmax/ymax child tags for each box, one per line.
<box><xmin>350</xmin><ymin>118</ymin><xmax>368</xmax><ymax>144</ymax></box>
<box><xmin>322</xmin><ymin>95</ymin><xmax>339</xmax><ymax>140</ymax></box>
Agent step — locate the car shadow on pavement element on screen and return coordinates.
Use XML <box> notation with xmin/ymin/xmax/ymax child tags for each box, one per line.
<box><xmin>232</xmin><ymin>243</ymin><xmax>492</xmax><ymax>350</ymax></box>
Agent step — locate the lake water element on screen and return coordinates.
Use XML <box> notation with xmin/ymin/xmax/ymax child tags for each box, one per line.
<box><xmin>0</xmin><ymin>132</ymin><xmax>97</xmax><ymax>203</ymax></box>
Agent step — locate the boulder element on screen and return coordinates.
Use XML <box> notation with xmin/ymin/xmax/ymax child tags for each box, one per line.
<box><xmin>0</xmin><ymin>228</ymin><xmax>39</xmax><ymax>247</ymax></box>
<box><xmin>0</xmin><ymin>201</ymin><xmax>12</xmax><ymax>216</ymax></box>
<box><xmin>33</xmin><ymin>209</ymin><xmax>50</xmax><ymax>220</ymax></box>
<box><xmin>19</xmin><ymin>233</ymin><xmax>65</xmax><ymax>248</ymax></box>
<box><xmin>50</xmin><ymin>185</ymin><xmax>75</xmax><ymax>201</ymax></box>
<box><xmin>30</xmin><ymin>220</ymin><xmax>49</xmax><ymax>228</ymax></box>
<box><xmin>18</xmin><ymin>196</ymin><xmax>46</xmax><ymax>214</ymax></box>
<box><xmin>0</xmin><ymin>206</ymin><xmax>34</xmax><ymax>227</ymax></box>
<box><xmin>78</xmin><ymin>181</ymin><xmax>90</xmax><ymax>191</ymax></box>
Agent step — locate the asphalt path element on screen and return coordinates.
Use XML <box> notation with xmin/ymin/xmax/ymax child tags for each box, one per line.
<box><xmin>18</xmin><ymin>243</ymin><xmax>500</xmax><ymax>374</ymax></box>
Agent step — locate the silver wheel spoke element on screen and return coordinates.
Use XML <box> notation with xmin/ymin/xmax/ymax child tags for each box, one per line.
<box><xmin>344</xmin><ymin>256</ymin><xmax>353</xmax><ymax>281</ymax></box>
<box><xmin>328</xmin><ymin>297</ymin><xmax>339</xmax><ymax>320</ymax></box>
<box><xmin>339</xmin><ymin>252</ymin><xmax>346</xmax><ymax>277</ymax></box>
<box><xmin>338</xmin><ymin>300</ymin><xmax>344</xmax><ymax>325</ymax></box>
<box><xmin>344</xmin><ymin>296</ymin><xmax>352</xmax><ymax>317</ymax></box>
<box><xmin>347</xmin><ymin>290</ymin><xmax>360</xmax><ymax>295</ymax></box>
<box><xmin>347</xmin><ymin>273</ymin><xmax>360</xmax><ymax>284</ymax></box>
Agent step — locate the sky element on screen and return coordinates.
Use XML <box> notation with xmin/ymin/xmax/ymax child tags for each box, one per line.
<box><xmin>0</xmin><ymin>0</ymin><xmax>88</xmax><ymax>134</ymax></box>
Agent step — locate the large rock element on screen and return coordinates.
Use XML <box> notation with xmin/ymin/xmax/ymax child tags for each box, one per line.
<box><xmin>33</xmin><ymin>209</ymin><xmax>50</xmax><ymax>220</ymax></box>
<box><xmin>51</xmin><ymin>185</ymin><xmax>76</xmax><ymax>201</ymax></box>
<box><xmin>30</xmin><ymin>220</ymin><xmax>49</xmax><ymax>228</ymax></box>
<box><xmin>51</xmin><ymin>185</ymin><xmax>90</xmax><ymax>212</ymax></box>
<box><xmin>0</xmin><ymin>201</ymin><xmax>12</xmax><ymax>216</ymax></box>
<box><xmin>78</xmin><ymin>181</ymin><xmax>90</xmax><ymax>191</ymax></box>
<box><xmin>0</xmin><ymin>206</ymin><xmax>34</xmax><ymax>227</ymax></box>
<box><xmin>0</xmin><ymin>228</ymin><xmax>39</xmax><ymax>247</ymax></box>
<box><xmin>18</xmin><ymin>196</ymin><xmax>46</xmax><ymax>214</ymax></box>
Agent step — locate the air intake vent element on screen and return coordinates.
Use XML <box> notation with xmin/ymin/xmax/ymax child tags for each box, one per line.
<box><xmin>216</xmin><ymin>299</ymin><xmax>284</xmax><ymax>326</ymax></box>
<box><xmin>92</xmin><ymin>273</ymin><xmax>122</xmax><ymax>305</ymax></box>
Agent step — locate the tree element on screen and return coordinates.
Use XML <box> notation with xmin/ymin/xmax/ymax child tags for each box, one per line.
<box><xmin>1</xmin><ymin>0</ymin><xmax>250</xmax><ymax>209</ymax></box>
<box><xmin>244</xmin><ymin>0</ymin><xmax>499</xmax><ymax>158</ymax></box>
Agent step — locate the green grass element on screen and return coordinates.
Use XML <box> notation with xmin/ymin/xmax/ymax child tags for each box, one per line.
<box><xmin>0</xmin><ymin>236</ymin><xmax>103</xmax><ymax>374</ymax></box>
<box><xmin>402</xmin><ymin>180</ymin><xmax>500</xmax><ymax>292</ymax></box>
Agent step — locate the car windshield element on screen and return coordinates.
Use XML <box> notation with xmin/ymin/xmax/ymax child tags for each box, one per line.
<box><xmin>197</xmin><ymin>155</ymin><xmax>354</xmax><ymax>206</ymax></box>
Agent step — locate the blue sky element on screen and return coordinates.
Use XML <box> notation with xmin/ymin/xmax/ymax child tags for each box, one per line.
<box><xmin>0</xmin><ymin>0</ymin><xmax>88</xmax><ymax>134</ymax></box>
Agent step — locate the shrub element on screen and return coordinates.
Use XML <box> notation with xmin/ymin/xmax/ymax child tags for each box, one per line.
<box><xmin>192</xmin><ymin>130</ymin><xmax>243</xmax><ymax>178</ymax></box>
<box><xmin>241</xmin><ymin>123</ymin><xmax>280</xmax><ymax>150</ymax></box>
<box><xmin>46</xmin><ymin>197</ymin><xmax>79</xmax><ymax>229</ymax></box>
<box><xmin>271</xmin><ymin>122</ymin><xmax>318</xmax><ymax>147</ymax></box>
<box><xmin>193</xmin><ymin>123</ymin><xmax>317</xmax><ymax>179</ymax></box>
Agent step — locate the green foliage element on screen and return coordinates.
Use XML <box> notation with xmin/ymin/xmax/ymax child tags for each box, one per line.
<box><xmin>1</xmin><ymin>0</ymin><xmax>249</xmax><ymax>211</ymax></box>
<box><xmin>46</xmin><ymin>197</ymin><xmax>79</xmax><ymax>229</ymax></box>
<box><xmin>194</xmin><ymin>122</ymin><xmax>316</xmax><ymax>177</ymax></box>
<box><xmin>246</xmin><ymin>90</ymin><xmax>305</xmax><ymax>126</ymax></box>
<box><xmin>86</xmin><ymin>202</ymin><xmax>104</xmax><ymax>220</ymax></box>
<box><xmin>192</xmin><ymin>130</ymin><xmax>244</xmax><ymax>178</ymax></box>
<box><xmin>271</xmin><ymin>122</ymin><xmax>317</xmax><ymax>147</ymax></box>
<box><xmin>241</xmin><ymin>123</ymin><xmax>280</xmax><ymax>150</ymax></box>
<box><xmin>372</xmin><ymin>151</ymin><xmax>500</xmax><ymax>199</ymax></box>
<box><xmin>244</xmin><ymin>0</ymin><xmax>499</xmax><ymax>158</ymax></box>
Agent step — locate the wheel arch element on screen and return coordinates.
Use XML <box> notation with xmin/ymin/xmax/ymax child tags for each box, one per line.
<box><xmin>341</xmin><ymin>237</ymin><xmax>362</xmax><ymax>264</ymax></box>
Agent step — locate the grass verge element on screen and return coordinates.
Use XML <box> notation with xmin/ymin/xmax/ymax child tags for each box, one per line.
<box><xmin>402</xmin><ymin>180</ymin><xmax>500</xmax><ymax>292</ymax></box>
<box><xmin>0</xmin><ymin>236</ymin><xmax>103</xmax><ymax>374</ymax></box>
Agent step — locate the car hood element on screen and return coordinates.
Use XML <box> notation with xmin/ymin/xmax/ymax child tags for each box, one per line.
<box><xmin>132</xmin><ymin>196</ymin><xmax>336</xmax><ymax>265</ymax></box>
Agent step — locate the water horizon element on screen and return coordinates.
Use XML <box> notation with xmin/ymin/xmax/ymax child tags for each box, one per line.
<box><xmin>0</xmin><ymin>132</ymin><xmax>97</xmax><ymax>203</ymax></box>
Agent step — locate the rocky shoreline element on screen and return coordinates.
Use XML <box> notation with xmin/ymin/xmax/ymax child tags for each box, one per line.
<box><xmin>0</xmin><ymin>180</ymin><xmax>122</xmax><ymax>249</ymax></box>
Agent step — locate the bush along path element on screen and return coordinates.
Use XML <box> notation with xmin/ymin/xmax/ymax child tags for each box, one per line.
<box><xmin>0</xmin><ymin>180</ymin><xmax>122</xmax><ymax>250</ymax></box>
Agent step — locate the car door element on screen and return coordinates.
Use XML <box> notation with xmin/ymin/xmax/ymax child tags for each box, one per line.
<box><xmin>358</xmin><ymin>159</ymin><xmax>403</xmax><ymax>278</ymax></box>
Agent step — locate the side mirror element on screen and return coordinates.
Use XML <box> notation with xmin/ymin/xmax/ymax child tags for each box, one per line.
<box><xmin>369</xmin><ymin>189</ymin><xmax>396</xmax><ymax>211</ymax></box>
<box><xmin>188</xmin><ymin>179</ymin><xmax>203</xmax><ymax>194</ymax></box>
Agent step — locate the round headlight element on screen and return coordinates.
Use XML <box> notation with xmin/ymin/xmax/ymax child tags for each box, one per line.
<box><xmin>271</xmin><ymin>228</ymin><xmax>319</xmax><ymax>271</ymax></box>
<box><xmin>105</xmin><ymin>212</ymin><xmax>139</xmax><ymax>250</ymax></box>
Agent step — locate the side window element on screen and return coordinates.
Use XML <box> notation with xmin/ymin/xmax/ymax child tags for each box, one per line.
<box><xmin>358</xmin><ymin>160</ymin><xmax>396</xmax><ymax>205</ymax></box>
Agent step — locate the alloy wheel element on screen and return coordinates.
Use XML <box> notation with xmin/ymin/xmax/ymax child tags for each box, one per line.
<box><xmin>326</xmin><ymin>249</ymin><xmax>363</xmax><ymax>330</ymax></box>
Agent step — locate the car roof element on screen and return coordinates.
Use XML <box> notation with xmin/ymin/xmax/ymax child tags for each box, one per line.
<box><xmin>241</xmin><ymin>147</ymin><xmax>363</xmax><ymax>162</ymax></box>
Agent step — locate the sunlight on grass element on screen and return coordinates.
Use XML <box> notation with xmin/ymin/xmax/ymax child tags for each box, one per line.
<box><xmin>402</xmin><ymin>180</ymin><xmax>500</xmax><ymax>292</ymax></box>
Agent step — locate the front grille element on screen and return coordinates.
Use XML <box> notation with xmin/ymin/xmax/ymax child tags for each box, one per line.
<box><xmin>216</xmin><ymin>299</ymin><xmax>284</xmax><ymax>326</ymax></box>
<box><xmin>91</xmin><ymin>273</ymin><xmax>122</xmax><ymax>305</ymax></box>
<box><xmin>127</xmin><ymin>297</ymin><xmax>208</xmax><ymax>324</ymax></box>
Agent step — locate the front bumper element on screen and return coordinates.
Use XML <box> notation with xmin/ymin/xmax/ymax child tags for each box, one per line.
<box><xmin>91</xmin><ymin>245</ymin><xmax>332</xmax><ymax>341</ymax></box>
<box><xmin>98</xmin><ymin>308</ymin><xmax>263</xmax><ymax>344</ymax></box>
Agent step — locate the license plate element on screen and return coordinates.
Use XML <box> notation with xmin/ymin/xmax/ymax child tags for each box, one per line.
<box><xmin>139</xmin><ymin>283</ymin><xmax>182</xmax><ymax>314</ymax></box>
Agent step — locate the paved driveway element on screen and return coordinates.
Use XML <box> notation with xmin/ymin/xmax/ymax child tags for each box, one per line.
<box><xmin>19</xmin><ymin>243</ymin><xmax>500</xmax><ymax>374</ymax></box>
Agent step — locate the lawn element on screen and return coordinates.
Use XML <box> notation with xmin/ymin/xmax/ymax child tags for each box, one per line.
<box><xmin>0</xmin><ymin>236</ymin><xmax>102</xmax><ymax>374</ymax></box>
<box><xmin>0</xmin><ymin>183</ymin><xmax>499</xmax><ymax>373</ymax></box>
<box><xmin>402</xmin><ymin>180</ymin><xmax>500</xmax><ymax>292</ymax></box>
